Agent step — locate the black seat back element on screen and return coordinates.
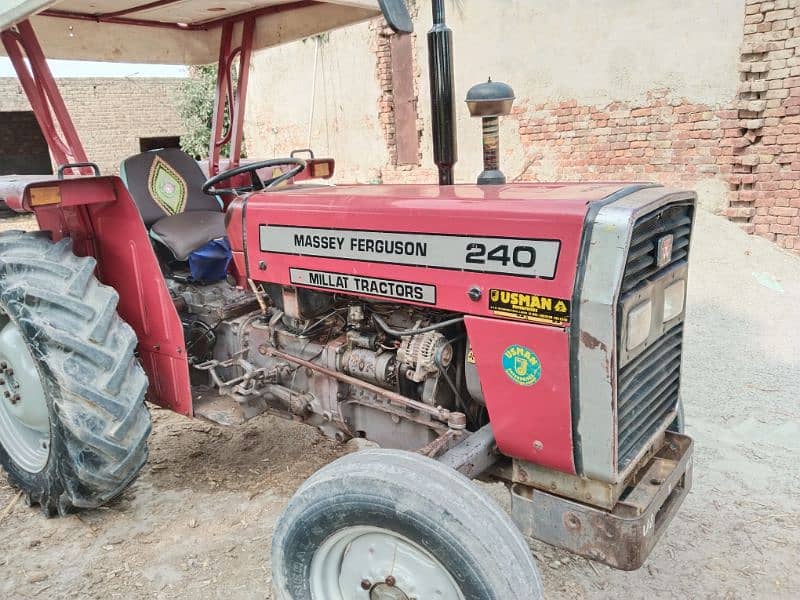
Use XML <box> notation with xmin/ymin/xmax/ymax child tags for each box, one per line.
<box><xmin>121</xmin><ymin>148</ymin><xmax>221</xmax><ymax>227</ymax></box>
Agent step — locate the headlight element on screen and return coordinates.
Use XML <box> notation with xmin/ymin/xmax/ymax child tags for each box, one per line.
<box><xmin>663</xmin><ymin>280</ymin><xmax>686</xmax><ymax>322</ymax></box>
<box><xmin>626</xmin><ymin>300</ymin><xmax>652</xmax><ymax>350</ymax></box>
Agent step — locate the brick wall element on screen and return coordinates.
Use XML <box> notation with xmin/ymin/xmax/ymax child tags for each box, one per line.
<box><xmin>725</xmin><ymin>0</ymin><xmax>800</xmax><ymax>251</ymax></box>
<box><xmin>512</xmin><ymin>92</ymin><xmax>726</xmax><ymax>191</ymax></box>
<box><xmin>0</xmin><ymin>77</ymin><xmax>185</xmax><ymax>176</ymax></box>
<box><xmin>367</xmin><ymin>2</ymin><xmax>800</xmax><ymax>254</ymax></box>
<box><xmin>508</xmin><ymin>0</ymin><xmax>800</xmax><ymax>254</ymax></box>
<box><xmin>371</xmin><ymin>0</ymin><xmax>432</xmax><ymax>183</ymax></box>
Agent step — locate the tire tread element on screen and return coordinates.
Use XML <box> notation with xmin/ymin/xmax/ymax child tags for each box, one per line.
<box><xmin>0</xmin><ymin>232</ymin><xmax>150</xmax><ymax>516</ymax></box>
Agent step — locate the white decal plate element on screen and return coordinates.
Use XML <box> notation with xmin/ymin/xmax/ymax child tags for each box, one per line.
<box><xmin>289</xmin><ymin>268</ymin><xmax>437</xmax><ymax>304</ymax></box>
<box><xmin>261</xmin><ymin>225</ymin><xmax>560</xmax><ymax>279</ymax></box>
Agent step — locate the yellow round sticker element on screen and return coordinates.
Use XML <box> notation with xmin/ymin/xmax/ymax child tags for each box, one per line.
<box><xmin>502</xmin><ymin>345</ymin><xmax>542</xmax><ymax>386</ymax></box>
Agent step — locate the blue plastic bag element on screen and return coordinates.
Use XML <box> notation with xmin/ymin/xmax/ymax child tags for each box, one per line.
<box><xmin>188</xmin><ymin>237</ymin><xmax>232</xmax><ymax>282</ymax></box>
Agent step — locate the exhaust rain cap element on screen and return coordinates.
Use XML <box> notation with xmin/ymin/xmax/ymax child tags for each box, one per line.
<box><xmin>466</xmin><ymin>78</ymin><xmax>516</xmax><ymax>118</ymax></box>
<box><xmin>466</xmin><ymin>78</ymin><xmax>516</xmax><ymax>185</ymax></box>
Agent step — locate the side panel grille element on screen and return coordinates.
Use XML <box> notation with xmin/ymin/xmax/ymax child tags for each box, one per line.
<box><xmin>617</xmin><ymin>322</ymin><xmax>683</xmax><ymax>471</ymax></box>
<box><xmin>621</xmin><ymin>203</ymin><xmax>694</xmax><ymax>294</ymax></box>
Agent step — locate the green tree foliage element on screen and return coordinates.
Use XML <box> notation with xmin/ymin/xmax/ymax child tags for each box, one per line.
<box><xmin>177</xmin><ymin>65</ymin><xmax>245</xmax><ymax>160</ymax></box>
<box><xmin>177</xmin><ymin>65</ymin><xmax>218</xmax><ymax>160</ymax></box>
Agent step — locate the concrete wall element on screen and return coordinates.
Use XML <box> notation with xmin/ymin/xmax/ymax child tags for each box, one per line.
<box><xmin>245</xmin><ymin>0</ymin><xmax>744</xmax><ymax>189</ymax></box>
<box><xmin>246</xmin><ymin>0</ymin><xmax>800</xmax><ymax>254</ymax></box>
<box><xmin>245</xmin><ymin>24</ymin><xmax>388</xmax><ymax>183</ymax></box>
<box><xmin>0</xmin><ymin>77</ymin><xmax>185</xmax><ymax>175</ymax></box>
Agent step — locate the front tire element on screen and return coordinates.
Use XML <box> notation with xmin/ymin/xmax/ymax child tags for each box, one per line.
<box><xmin>272</xmin><ymin>449</ymin><xmax>543</xmax><ymax>600</ymax></box>
<box><xmin>0</xmin><ymin>231</ymin><xmax>151</xmax><ymax>516</ymax></box>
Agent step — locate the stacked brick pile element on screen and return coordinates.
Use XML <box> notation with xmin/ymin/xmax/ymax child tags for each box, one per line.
<box><xmin>726</xmin><ymin>0</ymin><xmax>800</xmax><ymax>251</ymax></box>
<box><xmin>369</xmin><ymin>11</ymin><xmax>434</xmax><ymax>185</ymax></box>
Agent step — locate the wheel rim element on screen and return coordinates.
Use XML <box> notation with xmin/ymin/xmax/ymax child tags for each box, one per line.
<box><xmin>0</xmin><ymin>319</ymin><xmax>50</xmax><ymax>473</ymax></box>
<box><xmin>310</xmin><ymin>526</ymin><xmax>466</xmax><ymax>600</ymax></box>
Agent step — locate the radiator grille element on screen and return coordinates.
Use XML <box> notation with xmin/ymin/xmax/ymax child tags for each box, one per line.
<box><xmin>616</xmin><ymin>201</ymin><xmax>694</xmax><ymax>472</ymax></box>
<box><xmin>617</xmin><ymin>324</ymin><xmax>683</xmax><ymax>471</ymax></box>
<box><xmin>621</xmin><ymin>202</ymin><xmax>693</xmax><ymax>294</ymax></box>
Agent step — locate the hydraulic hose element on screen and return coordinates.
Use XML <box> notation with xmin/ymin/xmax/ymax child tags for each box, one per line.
<box><xmin>372</xmin><ymin>314</ymin><xmax>464</xmax><ymax>337</ymax></box>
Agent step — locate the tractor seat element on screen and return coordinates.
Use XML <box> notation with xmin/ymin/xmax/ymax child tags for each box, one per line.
<box><xmin>120</xmin><ymin>148</ymin><xmax>226</xmax><ymax>261</ymax></box>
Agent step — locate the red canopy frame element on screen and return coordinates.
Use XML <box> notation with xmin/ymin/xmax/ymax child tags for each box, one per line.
<box><xmin>40</xmin><ymin>0</ymin><xmax>319</xmax><ymax>32</ymax></box>
<box><xmin>0</xmin><ymin>16</ymin><xmax>252</xmax><ymax>177</ymax></box>
<box><xmin>209</xmin><ymin>18</ymin><xmax>254</xmax><ymax>176</ymax></box>
<box><xmin>0</xmin><ymin>20</ymin><xmax>91</xmax><ymax>176</ymax></box>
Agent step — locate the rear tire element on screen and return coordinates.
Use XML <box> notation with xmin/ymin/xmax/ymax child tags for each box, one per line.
<box><xmin>272</xmin><ymin>449</ymin><xmax>543</xmax><ymax>600</ymax></box>
<box><xmin>0</xmin><ymin>231</ymin><xmax>151</xmax><ymax>516</ymax></box>
<box><xmin>0</xmin><ymin>199</ymin><xmax>16</xmax><ymax>219</ymax></box>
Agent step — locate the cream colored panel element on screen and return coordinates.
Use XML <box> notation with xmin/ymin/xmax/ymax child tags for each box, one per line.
<box><xmin>0</xmin><ymin>0</ymin><xmax>58</xmax><ymax>31</ymax></box>
<box><xmin>0</xmin><ymin>2</ymin><xmax>381</xmax><ymax>63</ymax></box>
<box><xmin>6</xmin><ymin>15</ymin><xmax>221</xmax><ymax>64</ymax></box>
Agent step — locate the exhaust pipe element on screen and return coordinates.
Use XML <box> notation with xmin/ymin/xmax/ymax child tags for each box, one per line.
<box><xmin>428</xmin><ymin>0</ymin><xmax>458</xmax><ymax>185</ymax></box>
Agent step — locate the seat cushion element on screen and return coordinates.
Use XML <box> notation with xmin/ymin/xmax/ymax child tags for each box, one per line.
<box><xmin>149</xmin><ymin>210</ymin><xmax>227</xmax><ymax>261</ymax></box>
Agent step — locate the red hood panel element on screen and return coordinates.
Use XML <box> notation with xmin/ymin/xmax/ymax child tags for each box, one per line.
<box><xmin>242</xmin><ymin>183</ymin><xmax>642</xmax><ymax>323</ymax></box>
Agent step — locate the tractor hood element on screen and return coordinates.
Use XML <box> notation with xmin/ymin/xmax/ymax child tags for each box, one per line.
<box><xmin>0</xmin><ymin>0</ymin><xmax>383</xmax><ymax>64</ymax></box>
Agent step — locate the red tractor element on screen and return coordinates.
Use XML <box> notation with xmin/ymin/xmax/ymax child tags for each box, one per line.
<box><xmin>0</xmin><ymin>1</ymin><xmax>693</xmax><ymax>598</ymax></box>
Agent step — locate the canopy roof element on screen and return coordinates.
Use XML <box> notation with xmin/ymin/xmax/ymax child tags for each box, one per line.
<box><xmin>0</xmin><ymin>0</ymin><xmax>383</xmax><ymax>64</ymax></box>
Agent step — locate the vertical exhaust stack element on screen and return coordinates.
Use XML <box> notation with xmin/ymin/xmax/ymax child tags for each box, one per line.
<box><xmin>428</xmin><ymin>0</ymin><xmax>458</xmax><ymax>185</ymax></box>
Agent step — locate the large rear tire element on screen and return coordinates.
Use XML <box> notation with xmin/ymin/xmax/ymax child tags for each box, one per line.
<box><xmin>0</xmin><ymin>231</ymin><xmax>150</xmax><ymax>516</ymax></box>
<box><xmin>272</xmin><ymin>449</ymin><xmax>543</xmax><ymax>600</ymax></box>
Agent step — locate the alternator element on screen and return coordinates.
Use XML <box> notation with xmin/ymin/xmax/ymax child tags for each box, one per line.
<box><xmin>397</xmin><ymin>331</ymin><xmax>453</xmax><ymax>383</ymax></box>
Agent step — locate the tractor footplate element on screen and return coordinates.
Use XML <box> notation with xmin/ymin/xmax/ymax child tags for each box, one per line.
<box><xmin>510</xmin><ymin>432</ymin><xmax>693</xmax><ymax>571</ymax></box>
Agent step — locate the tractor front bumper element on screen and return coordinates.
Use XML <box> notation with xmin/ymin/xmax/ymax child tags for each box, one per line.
<box><xmin>510</xmin><ymin>431</ymin><xmax>693</xmax><ymax>571</ymax></box>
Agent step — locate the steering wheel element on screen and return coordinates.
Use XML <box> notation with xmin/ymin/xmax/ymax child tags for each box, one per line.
<box><xmin>202</xmin><ymin>158</ymin><xmax>306</xmax><ymax>196</ymax></box>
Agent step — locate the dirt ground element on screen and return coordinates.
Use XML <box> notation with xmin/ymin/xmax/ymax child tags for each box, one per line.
<box><xmin>0</xmin><ymin>209</ymin><xmax>798</xmax><ymax>599</ymax></box>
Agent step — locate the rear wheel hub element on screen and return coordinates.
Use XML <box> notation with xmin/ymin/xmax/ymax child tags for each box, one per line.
<box><xmin>0</xmin><ymin>320</ymin><xmax>50</xmax><ymax>473</ymax></box>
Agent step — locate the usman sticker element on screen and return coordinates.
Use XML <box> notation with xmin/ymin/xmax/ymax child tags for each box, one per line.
<box><xmin>488</xmin><ymin>289</ymin><xmax>571</xmax><ymax>326</ymax></box>
<box><xmin>502</xmin><ymin>345</ymin><xmax>542</xmax><ymax>386</ymax></box>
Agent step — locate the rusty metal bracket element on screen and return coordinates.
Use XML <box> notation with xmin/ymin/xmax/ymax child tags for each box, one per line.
<box><xmin>510</xmin><ymin>432</ymin><xmax>693</xmax><ymax>571</ymax></box>
<box><xmin>417</xmin><ymin>429</ymin><xmax>460</xmax><ymax>458</ymax></box>
<box><xmin>513</xmin><ymin>427</ymin><xmax>671</xmax><ymax>510</ymax></box>
<box><xmin>437</xmin><ymin>423</ymin><xmax>497</xmax><ymax>478</ymax></box>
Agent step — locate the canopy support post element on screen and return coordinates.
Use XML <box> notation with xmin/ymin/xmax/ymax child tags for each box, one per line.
<box><xmin>209</xmin><ymin>17</ymin><xmax>255</xmax><ymax>177</ymax></box>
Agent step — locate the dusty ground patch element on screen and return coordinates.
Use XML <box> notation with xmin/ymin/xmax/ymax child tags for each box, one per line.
<box><xmin>0</xmin><ymin>210</ymin><xmax>798</xmax><ymax>599</ymax></box>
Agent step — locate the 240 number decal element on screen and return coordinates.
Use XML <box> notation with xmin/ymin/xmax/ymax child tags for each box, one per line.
<box><xmin>465</xmin><ymin>243</ymin><xmax>537</xmax><ymax>269</ymax></box>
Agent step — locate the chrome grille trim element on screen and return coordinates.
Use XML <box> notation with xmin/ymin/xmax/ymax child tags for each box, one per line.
<box><xmin>573</xmin><ymin>186</ymin><xmax>696</xmax><ymax>483</ymax></box>
<box><xmin>616</xmin><ymin>200</ymin><xmax>694</xmax><ymax>472</ymax></box>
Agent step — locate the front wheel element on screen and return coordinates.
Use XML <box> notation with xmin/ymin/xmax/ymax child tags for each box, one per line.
<box><xmin>271</xmin><ymin>449</ymin><xmax>542</xmax><ymax>600</ymax></box>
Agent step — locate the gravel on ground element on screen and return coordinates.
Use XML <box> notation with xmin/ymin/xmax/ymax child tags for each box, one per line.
<box><xmin>0</xmin><ymin>210</ymin><xmax>798</xmax><ymax>599</ymax></box>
